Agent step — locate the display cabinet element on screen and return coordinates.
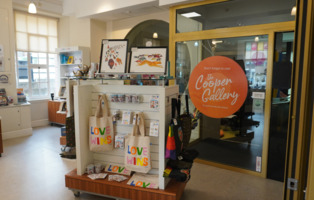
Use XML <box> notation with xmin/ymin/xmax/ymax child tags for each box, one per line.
<box><xmin>0</xmin><ymin>104</ymin><xmax>32</xmax><ymax>140</ymax></box>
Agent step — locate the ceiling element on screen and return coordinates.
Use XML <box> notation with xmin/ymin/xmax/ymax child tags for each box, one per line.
<box><xmin>13</xmin><ymin>0</ymin><xmax>63</xmax><ymax>16</ymax></box>
<box><xmin>12</xmin><ymin>0</ymin><xmax>168</xmax><ymax>21</ymax></box>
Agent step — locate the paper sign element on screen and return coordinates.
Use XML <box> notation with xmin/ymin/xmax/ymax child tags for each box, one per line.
<box><xmin>115</xmin><ymin>135</ymin><xmax>125</xmax><ymax>149</ymax></box>
<box><xmin>150</xmin><ymin>95</ymin><xmax>159</xmax><ymax>110</ymax></box>
<box><xmin>149</xmin><ymin>121</ymin><xmax>159</xmax><ymax>137</ymax></box>
<box><xmin>256</xmin><ymin>156</ymin><xmax>262</xmax><ymax>172</ymax></box>
<box><xmin>252</xmin><ymin>92</ymin><xmax>265</xmax><ymax>99</ymax></box>
<box><xmin>121</xmin><ymin>111</ymin><xmax>132</xmax><ymax>125</ymax></box>
<box><xmin>188</xmin><ymin>56</ymin><xmax>248</xmax><ymax>118</ymax></box>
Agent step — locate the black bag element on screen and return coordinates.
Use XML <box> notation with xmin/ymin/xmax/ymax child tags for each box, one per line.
<box><xmin>65</xmin><ymin>116</ymin><xmax>75</xmax><ymax>147</ymax></box>
<box><xmin>171</xmin><ymin>98</ymin><xmax>184</xmax><ymax>158</ymax></box>
<box><xmin>179</xmin><ymin>95</ymin><xmax>192</xmax><ymax>149</ymax></box>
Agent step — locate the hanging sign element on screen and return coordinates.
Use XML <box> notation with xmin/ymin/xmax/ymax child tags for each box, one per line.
<box><xmin>188</xmin><ymin>56</ymin><xmax>248</xmax><ymax>118</ymax></box>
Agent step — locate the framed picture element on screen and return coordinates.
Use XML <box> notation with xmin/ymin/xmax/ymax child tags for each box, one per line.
<box><xmin>99</xmin><ymin>39</ymin><xmax>128</xmax><ymax>74</ymax></box>
<box><xmin>129</xmin><ymin>47</ymin><xmax>168</xmax><ymax>74</ymax></box>
<box><xmin>59</xmin><ymin>86</ymin><xmax>66</xmax><ymax>98</ymax></box>
<box><xmin>67</xmin><ymin>56</ymin><xmax>74</xmax><ymax>64</ymax></box>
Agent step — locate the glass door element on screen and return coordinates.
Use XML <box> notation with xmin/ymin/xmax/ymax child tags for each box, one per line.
<box><xmin>176</xmin><ymin>35</ymin><xmax>268</xmax><ymax>172</ymax></box>
<box><xmin>267</xmin><ymin>32</ymin><xmax>294</xmax><ymax>181</ymax></box>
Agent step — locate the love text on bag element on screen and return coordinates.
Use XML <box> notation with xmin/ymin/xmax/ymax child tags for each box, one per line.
<box><xmin>126</xmin><ymin>145</ymin><xmax>149</xmax><ymax>166</ymax></box>
<box><xmin>90</xmin><ymin>126</ymin><xmax>112</xmax><ymax>145</ymax></box>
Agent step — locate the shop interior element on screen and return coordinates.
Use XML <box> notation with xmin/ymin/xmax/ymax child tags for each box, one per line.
<box><xmin>0</xmin><ymin>0</ymin><xmax>299</xmax><ymax>199</ymax></box>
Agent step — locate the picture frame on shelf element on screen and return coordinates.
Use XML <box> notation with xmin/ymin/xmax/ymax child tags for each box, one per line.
<box><xmin>59</xmin><ymin>86</ymin><xmax>66</xmax><ymax>98</ymax></box>
<box><xmin>67</xmin><ymin>56</ymin><xmax>74</xmax><ymax>64</ymax></box>
<box><xmin>99</xmin><ymin>39</ymin><xmax>128</xmax><ymax>74</ymax></box>
<box><xmin>129</xmin><ymin>47</ymin><xmax>168</xmax><ymax>74</ymax></box>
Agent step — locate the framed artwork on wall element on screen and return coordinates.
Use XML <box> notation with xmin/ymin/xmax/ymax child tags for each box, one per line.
<box><xmin>99</xmin><ymin>39</ymin><xmax>128</xmax><ymax>73</ymax></box>
<box><xmin>129</xmin><ymin>47</ymin><xmax>168</xmax><ymax>74</ymax></box>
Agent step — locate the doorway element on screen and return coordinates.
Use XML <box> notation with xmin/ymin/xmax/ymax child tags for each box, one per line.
<box><xmin>170</xmin><ymin>0</ymin><xmax>295</xmax><ymax>178</ymax></box>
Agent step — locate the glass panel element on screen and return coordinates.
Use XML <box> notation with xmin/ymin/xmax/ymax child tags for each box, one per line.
<box><xmin>30</xmin><ymin>52</ymin><xmax>39</xmax><ymax>64</ymax></box>
<box><xmin>31</xmin><ymin>68</ymin><xmax>48</xmax><ymax>96</ymax></box>
<box><xmin>16</xmin><ymin>32</ymin><xmax>28</xmax><ymax>50</ymax></box>
<box><xmin>27</xmin><ymin>15</ymin><xmax>37</xmax><ymax>34</ymax></box>
<box><xmin>176</xmin><ymin>0</ymin><xmax>295</xmax><ymax>33</ymax></box>
<box><xmin>176</xmin><ymin>35</ymin><xmax>268</xmax><ymax>171</ymax></box>
<box><xmin>15</xmin><ymin>13</ymin><xmax>27</xmax><ymax>32</ymax></box>
<box><xmin>267</xmin><ymin>31</ymin><xmax>293</xmax><ymax>181</ymax></box>
<box><xmin>49</xmin><ymin>54</ymin><xmax>57</xmax><ymax>94</ymax></box>
<box><xmin>38</xmin><ymin>53</ymin><xmax>47</xmax><ymax>65</ymax></box>
<box><xmin>38</xmin><ymin>17</ymin><xmax>48</xmax><ymax>35</ymax></box>
<box><xmin>39</xmin><ymin>82</ymin><xmax>48</xmax><ymax>96</ymax></box>
<box><xmin>17</xmin><ymin>51</ymin><xmax>29</xmax><ymax>94</ymax></box>
<box><xmin>31</xmin><ymin>83</ymin><xmax>39</xmax><ymax>96</ymax></box>
<box><xmin>48</xmin><ymin>20</ymin><xmax>58</xmax><ymax>36</ymax></box>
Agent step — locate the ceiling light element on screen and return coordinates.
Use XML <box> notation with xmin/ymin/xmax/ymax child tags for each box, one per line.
<box><xmin>153</xmin><ymin>32</ymin><xmax>158</xmax><ymax>39</ymax></box>
<box><xmin>255</xmin><ymin>37</ymin><xmax>259</xmax><ymax>42</ymax></box>
<box><xmin>181</xmin><ymin>12</ymin><xmax>201</xmax><ymax>18</ymax></box>
<box><xmin>291</xmin><ymin>6</ymin><xmax>296</xmax><ymax>16</ymax></box>
<box><xmin>28</xmin><ymin>1</ymin><xmax>37</xmax><ymax>14</ymax></box>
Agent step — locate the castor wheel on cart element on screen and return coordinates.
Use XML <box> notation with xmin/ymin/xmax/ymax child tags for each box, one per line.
<box><xmin>73</xmin><ymin>191</ymin><xmax>80</xmax><ymax>197</ymax></box>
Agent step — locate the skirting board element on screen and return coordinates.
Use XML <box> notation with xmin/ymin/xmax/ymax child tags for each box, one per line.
<box><xmin>31</xmin><ymin>119</ymin><xmax>50</xmax><ymax>128</ymax></box>
<box><xmin>2</xmin><ymin>128</ymin><xmax>33</xmax><ymax>140</ymax></box>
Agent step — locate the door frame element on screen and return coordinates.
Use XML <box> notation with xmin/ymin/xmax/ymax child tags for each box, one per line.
<box><xmin>284</xmin><ymin>0</ymin><xmax>314</xmax><ymax>199</ymax></box>
<box><xmin>169</xmin><ymin>0</ymin><xmax>295</xmax><ymax>178</ymax></box>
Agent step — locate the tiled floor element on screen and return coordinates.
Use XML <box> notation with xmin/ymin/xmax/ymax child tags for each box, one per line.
<box><xmin>0</xmin><ymin>126</ymin><xmax>284</xmax><ymax>200</ymax></box>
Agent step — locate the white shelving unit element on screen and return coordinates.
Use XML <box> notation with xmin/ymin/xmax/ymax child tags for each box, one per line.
<box><xmin>56</xmin><ymin>46</ymin><xmax>90</xmax><ymax>88</ymax></box>
<box><xmin>73</xmin><ymin>83</ymin><xmax>179</xmax><ymax>190</ymax></box>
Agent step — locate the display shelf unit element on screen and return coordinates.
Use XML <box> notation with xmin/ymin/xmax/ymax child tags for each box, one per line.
<box><xmin>66</xmin><ymin>83</ymin><xmax>181</xmax><ymax>199</ymax></box>
<box><xmin>56</xmin><ymin>46</ymin><xmax>90</xmax><ymax>89</ymax></box>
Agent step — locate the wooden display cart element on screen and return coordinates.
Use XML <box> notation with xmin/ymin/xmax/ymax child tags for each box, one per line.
<box><xmin>65</xmin><ymin>83</ymin><xmax>186</xmax><ymax>199</ymax></box>
<box><xmin>48</xmin><ymin>100</ymin><xmax>66</xmax><ymax>125</ymax></box>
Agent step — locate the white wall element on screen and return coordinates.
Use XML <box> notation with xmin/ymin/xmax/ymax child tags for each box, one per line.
<box><xmin>59</xmin><ymin>16</ymin><xmax>91</xmax><ymax>48</ymax></box>
<box><xmin>0</xmin><ymin>0</ymin><xmax>17</xmax><ymax>103</ymax></box>
<box><xmin>90</xmin><ymin>19</ymin><xmax>107</xmax><ymax>63</ymax></box>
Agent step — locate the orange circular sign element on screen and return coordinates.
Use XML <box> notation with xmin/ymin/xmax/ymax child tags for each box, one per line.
<box><xmin>188</xmin><ymin>56</ymin><xmax>248</xmax><ymax>118</ymax></box>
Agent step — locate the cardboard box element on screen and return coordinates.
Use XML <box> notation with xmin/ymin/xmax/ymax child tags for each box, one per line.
<box><xmin>60</xmin><ymin>136</ymin><xmax>67</xmax><ymax>146</ymax></box>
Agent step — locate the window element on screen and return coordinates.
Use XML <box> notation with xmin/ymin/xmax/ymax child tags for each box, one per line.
<box><xmin>15</xmin><ymin>12</ymin><xmax>58</xmax><ymax>99</ymax></box>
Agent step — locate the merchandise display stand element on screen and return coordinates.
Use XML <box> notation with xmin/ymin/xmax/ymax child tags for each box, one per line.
<box><xmin>65</xmin><ymin>82</ymin><xmax>185</xmax><ymax>199</ymax></box>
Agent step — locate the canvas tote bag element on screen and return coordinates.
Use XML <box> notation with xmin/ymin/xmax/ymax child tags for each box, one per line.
<box><xmin>89</xmin><ymin>94</ymin><xmax>114</xmax><ymax>152</ymax></box>
<box><xmin>124</xmin><ymin>113</ymin><xmax>152</xmax><ymax>173</ymax></box>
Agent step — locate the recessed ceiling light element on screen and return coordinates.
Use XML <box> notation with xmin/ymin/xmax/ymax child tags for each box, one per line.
<box><xmin>181</xmin><ymin>12</ymin><xmax>201</xmax><ymax>18</ymax></box>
